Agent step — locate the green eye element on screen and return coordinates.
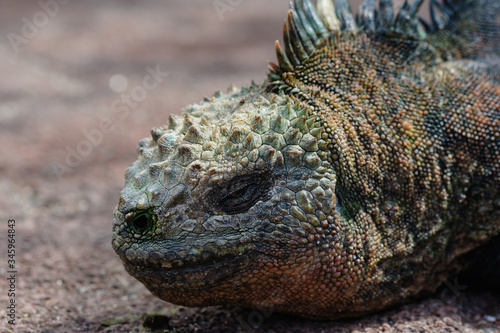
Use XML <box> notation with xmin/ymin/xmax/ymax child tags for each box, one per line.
<box><xmin>128</xmin><ymin>211</ymin><xmax>156</xmax><ymax>234</ymax></box>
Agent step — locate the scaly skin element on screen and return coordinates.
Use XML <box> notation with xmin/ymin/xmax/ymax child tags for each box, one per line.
<box><xmin>113</xmin><ymin>0</ymin><xmax>499</xmax><ymax>319</ymax></box>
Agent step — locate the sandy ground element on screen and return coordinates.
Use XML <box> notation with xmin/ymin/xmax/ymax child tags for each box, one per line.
<box><xmin>0</xmin><ymin>1</ymin><xmax>499</xmax><ymax>332</ymax></box>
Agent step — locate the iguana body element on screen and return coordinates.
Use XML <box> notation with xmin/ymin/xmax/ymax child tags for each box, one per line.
<box><xmin>112</xmin><ymin>0</ymin><xmax>499</xmax><ymax>319</ymax></box>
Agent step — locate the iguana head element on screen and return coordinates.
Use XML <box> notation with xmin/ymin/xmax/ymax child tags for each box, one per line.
<box><xmin>112</xmin><ymin>85</ymin><xmax>340</xmax><ymax>312</ymax></box>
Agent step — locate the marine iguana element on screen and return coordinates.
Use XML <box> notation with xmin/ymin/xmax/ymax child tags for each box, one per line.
<box><xmin>112</xmin><ymin>0</ymin><xmax>499</xmax><ymax>319</ymax></box>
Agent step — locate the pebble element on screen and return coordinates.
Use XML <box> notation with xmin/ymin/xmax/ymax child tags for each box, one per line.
<box><xmin>484</xmin><ymin>315</ymin><xmax>496</xmax><ymax>322</ymax></box>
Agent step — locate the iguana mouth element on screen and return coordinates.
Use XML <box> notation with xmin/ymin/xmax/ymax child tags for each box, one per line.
<box><xmin>124</xmin><ymin>251</ymin><xmax>254</xmax><ymax>291</ymax></box>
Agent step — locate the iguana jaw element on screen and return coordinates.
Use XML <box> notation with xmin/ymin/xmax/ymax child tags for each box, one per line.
<box><xmin>123</xmin><ymin>251</ymin><xmax>256</xmax><ymax>292</ymax></box>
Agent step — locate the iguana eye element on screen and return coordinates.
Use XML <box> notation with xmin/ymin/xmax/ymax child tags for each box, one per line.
<box><xmin>216</xmin><ymin>174</ymin><xmax>272</xmax><ymax>214</ymax></box>
<box><xmin>219</xmin><ymin>184</ymin><xmax>259</xmax><ymax>213</ymax></box>
<box><xmin>127</xmin><ymin>211</ymin><xmax>156</xmax><ymax>234</ymax></box>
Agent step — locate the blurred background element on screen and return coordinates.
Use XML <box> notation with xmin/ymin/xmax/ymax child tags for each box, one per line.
<box><xmin>0</xmin><ymin>1</ymin><xmax>496</xmax><ymax>332</ymax></box>
<box><xmin>0</xmin><ymin>0</ymin><xmax>290</xmax><ymax>188</ymax></box>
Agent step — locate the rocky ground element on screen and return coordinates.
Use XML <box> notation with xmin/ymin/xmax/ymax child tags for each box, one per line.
<box><xmin>0</xmin><ymin>0</ymin><xmax>498</xmax><ymax>332</ymax></box>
